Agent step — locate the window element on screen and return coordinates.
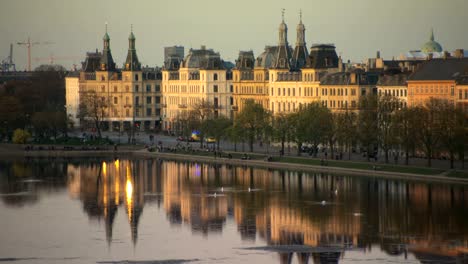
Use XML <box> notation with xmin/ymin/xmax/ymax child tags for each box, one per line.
<box><xmin>230</xmin><ymin>97</ymin><xmax>233</xmax><ymax>105</ymax></box>
<box><xmin>155</xmin><ymin>85</ymin><xmax>160</xmax><ymax>92</ymax></box>
<box><xmin>125</xmin><ymin>96</ymin><xmax>129</xmax><ymax>105</ymax></box>
<box><xmin>293</xmin><ymin>88</ymin><xmax>295</xmax><ymax>97</ymax></box>
<box><xmin>146</xmin><ymin>84</ymin><xmax>151</xmax><ymax>92</ymax></box>
<box><xmin>213</xmin><ymin>85</ymin><xmax>218</xmax><ymax>93</ymax></box>
<box><xmin>146</xmin><ymin>108</ymin><xmax>152</xmax><ymax>116</ymax></box>
<box><xmin>114</xmin><ymin>86</ymin><xmax>117</xmax><ymax>92</ymax></box>
<box><xmin>459</xmin><ymin>90</ymin><xmax>463</xmax><ymax>100</ymax></box>
<box><xmin>101</xmin><ymin>75</ymin><xmax>105</xmax><ymax>81</ymax></box>
<box><xmin>135</xmin><ymin>96</ymin><xmax>139</xmax><ymax>106</ymax></box>
<box><xmin>155</xmin><ymin>96</ymin><xmax>161</xmax><ymax>104</ymax></box>
<box><xmin>126</xmin><ymin>109</ymin><xmax>130</xmax><ymax>117</ymax></box>
<box><xmin>288</xmin><ymin>88</ymin><xmax>290</xmax><ymax>96</ymax></box>
<box><xmin>156</xmin><ymin>109</ymin><xmax>161</xmax><ymax>116</ymax></box>
<box><xmin>351</xmin><ymin>100</ymin><xmax>356</xmax><ymax>108</ymax></box>
<box><xmin>113</xmin><ymin>97</ymin><xmax>118</xmax><ymax>104</ymax></box>
<box><xmin>125</xmin><ymin>85</ymin><xmax>129</xmax><ymax>92</ymax></box>
<box><xmin>230</xmin><ymin>85</ymin><xmax>233</xmax><ymax>93</ymax></box>
<box><xmin>451</xmin><ymin>86</ymin><xmax>455</xmax><ymax>96</ymax></box>
<box><xmin>135</xmin><ymin>85</ymin><xmax>139</xmax><ymax>92</ymax></box>
<box><xmin>135</xmin><ymin>74</ymin><xmax>139</xmax><ymax>81</ymax></box>
<box><xmin>146</xmin><ymin>96</ymin><xmax>152</xmax><ymax>104</ymax></box>
<box><xmin>283</xmin><ymin>88</ymin><xmax>286</xmax><ymax>96</ymax></box>
<box><xmin>214</xmin><ymin>73</ymin><xmax>218</xmax><ymax>81</ymax></box>
<box><xmin>361</xmin><ymin>88</ymin><xmax>366</xmax><ymax>96</ymax></box>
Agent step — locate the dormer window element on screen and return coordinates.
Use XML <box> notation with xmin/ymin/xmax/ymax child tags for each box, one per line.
<box><xmin>101</xmin><ymin>64</ymin><xmax>106</xmax><ymax>71</ymax></box>
<box><xmin>101</xmin><ymin>75</ymin><xmax>105</xmax><ymax>81</ymax></box>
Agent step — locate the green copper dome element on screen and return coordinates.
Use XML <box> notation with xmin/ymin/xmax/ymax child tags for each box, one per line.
<box><xmin>103</xmin><ymin>32</ymin><xmax>110</xmax><ymax>41</ymax></box>
<box><xmin>421</xmin><ymin>29</ymin><xmax>442</xmax><ymax>53</ymax></box>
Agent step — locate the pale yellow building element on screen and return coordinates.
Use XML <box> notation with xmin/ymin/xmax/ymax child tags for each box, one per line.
<box><xmin>161</xmin><ymin>46</ymin><xmax>233</xmax><ymax>131</ymax></box>
<box><xmin>65</xmin><ymin>73</ymin><xmax>80</xmax><ymax>127</ymax></box>
<box><xmin>71</xmin><ymin>29</ymin><xmax>163</xmax><ymax>132</ymax></box>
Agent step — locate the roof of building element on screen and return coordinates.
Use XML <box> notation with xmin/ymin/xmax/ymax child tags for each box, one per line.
<box><xmin>305</xmin><ymin>44</ymin><xmax>339</xmax><ymax>69</ymax></box>
<box><xmin>408</xmin><ymin>58</ymin><xmax>468</xmax><ymax>81</ymax></box>
<box><xmin>235</xmin><ymin>51</ymin><xmax>255</xmax><ymax>70</ymax></box>
<box><xmin>82</xmin><ymin>50</ymin><xmax>101</xmax><ymax>72</ymax></box>
<box><xmin>181</xmin><ymin>46</ymin><xmax>224</xmax><ymax>70</ymax></box>
<box><xmin>255</xmin><ymin>46</ymin><xmax>278</xmax><ymax>69</ymax></box>
<box><xmin>421</xmin><ymin>29</ymin><xmax>443</xmax><ymax>53</ymax></box>
<box><xmin>321</xmin><ymin>70</ymin><xmax>378</xmax><ymax>86</ymax></box>
<box><xmin>376</xmin><ymin>73</ymin><xmax>408</xmax><ymax>86</ymax></box>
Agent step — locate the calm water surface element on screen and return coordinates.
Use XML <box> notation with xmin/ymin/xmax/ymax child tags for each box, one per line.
<box><xmin>0</xmin><ymin>158</ymin><xmax>467</xmax><ymax>264</ymax></box>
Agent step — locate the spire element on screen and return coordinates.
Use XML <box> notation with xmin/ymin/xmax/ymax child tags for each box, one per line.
<box><xmin>100</xmin><ymin>22</ymin><xmax>116</xmax><ymax>71</ymax></box>
<box><xmin>296</xmin><ymin>9</ymin><xmax>305</xmax><ymax>46</ymax></box>
<box><xmin>275</xmin><ymin>9</ymin><xmax>292</xmax><ymax>69</ymax></box>
<box><xmin>278</xmin><ymin>8</ymin><xmax>288</xmax><ymax>46</ymax></box>
<box><xmin>430</xmin><ymin>28</ymin><xmax>434</xmax><ymax>41</ymax></box>
<box><xmin>124</xmin><ymin>24</ymin><xmax>141</xmax><ymax>71</ymax></box>
<box><xmin>292</xmin><ymin>9</ymin><xmax>308</xmax><ymax>70</ymax></box>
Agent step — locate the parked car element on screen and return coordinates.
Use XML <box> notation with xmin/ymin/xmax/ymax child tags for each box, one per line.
<box><xmin>205</xmin><ymin>137</ymin><xmax>216</xmax><ymax>143</ymax></box>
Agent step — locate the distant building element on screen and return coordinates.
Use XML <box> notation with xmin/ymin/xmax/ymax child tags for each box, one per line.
<box><xmin>407</xmin><ymin>57</ymin><xmax>468</xmax><ymax>112</ymax></box>
<box><xmin>376</xmin><ymin>73</ymin><xmax>408</xmax><ymax>108</ymax></box>
<box><xmin>164</xmin><ymin>46</ymin><xmax>184</xmax><ymax>62</ymax></box>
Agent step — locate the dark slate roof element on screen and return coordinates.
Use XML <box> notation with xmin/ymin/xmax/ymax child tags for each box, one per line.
<box><xmin>292</xmin><ymin>44</ymin><xmax>308</xmax><ymax>70</ymax></box>
<box><xmin>376</xmin><ymin>73</ymin><xmax>408</xmax><ymax>86</ymax></box>
<box><xmin>321</xmin><ymin>71</ymin><xmax>378</xmax><ymax>86</ymax></box>
<box><xmin>181</xmin><ymin>47</ymin><xmax>225</xmax><ymax>70</ymax></box>
<box><xmin>408</xmin><ymin>58</ymin><xmax>468</xmax><ymax>81</ymax></box>
<box><xmin>273</xmin><ymin>45</ymin><xmax>293</xmax><ymax>69</ymax></box>
<box><xmin>255</xmin><ymin>46</ymin><xmax>278</xmax><ymax>68</ymax></box>
<box><xmin>235</xmin><ymin>51</ymin><xmax>255</xmax><ymax>70</ymax></box>
<box><xmin>456</xmin><ymin>75</ymin><xmax>468</xmax><ymax>85</ymax></box>
<box><xmin>163</xmin><ymin>55</ymin><xmax>182</xmax><ymax>71</ymax></box>
<box><xmin>305</xmin><ymin>44</ymin><xmax>339</xmax><ymax>69</ymax></box>
<box><xmin>82</xmin><ymin>51</ymin><xmax>101</xmax><ymax>72</ymax></box>
<box><xmin>100</xmin><ymin>47</ymin><xmax>116</xmax><ymax>71</ymax></box>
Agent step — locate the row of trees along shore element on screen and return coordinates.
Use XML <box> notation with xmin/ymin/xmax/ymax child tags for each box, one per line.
<box><xmin>175</xmin><ymin>97</ymin><xmax>467</xmax><ymax>169</ymax></box>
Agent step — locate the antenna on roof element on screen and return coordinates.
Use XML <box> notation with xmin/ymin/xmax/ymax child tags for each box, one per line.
<box><xmin>105</xmin><ymin>21</ymin><xmax>108</xmax><ymax>33</ymax></box>
<box><xmin>281</xmin><ymin>8</ymin><xmax>285</xmax><ymax>22</ymax></box>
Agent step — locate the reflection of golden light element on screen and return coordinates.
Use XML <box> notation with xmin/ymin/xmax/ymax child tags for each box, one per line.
<box><xmin>115</xmin><ymin>174</ymin><xmax>120</xmax><ymax>205</ymax></box>
<box><xmin>114</xmin><ymin>159</ymin><xmax>120</xmax><ymax>170</ymax></box>
<box><xmin>102</xmin><ymin>162</ymin><xmax>107</xmax><ymax>176</ymax></box>
<box><xmin>125</xmin><ymin>166</ymin><xmax>133</xmax><ymax>221</ymax></box>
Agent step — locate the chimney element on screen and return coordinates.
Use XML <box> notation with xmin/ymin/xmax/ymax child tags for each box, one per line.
<box><xmin>350</xmin><ymin>72</ymin><xmax>357</xmax><ymax>84</ymax></box>
<box><xmin>376</xmin><ymin>51</ymin><xmax>381</xmax><ymax>59</ymax></box>
<box><xmin>443</xmin><ymin>51</ymin><xmax>450</xmax><ymax>59</ymax></box>
<box><xmin>427</xmin><ymin>53</ymin><xmax>433</xmax><ymax>60</ymax></box>
<box><xmin>454</xmin><ymin>49</ymin><xmax>464</xmax><ymax>58</ymax></box>
<box><xmin>338</xmin><ymin>56</ymin><xmax>343</xmax><ymax>72</ymax></box>
<box><xmin>201</xmin><ymin>45</ymin><xmax>206</xmax><ymax>50</ymax></box>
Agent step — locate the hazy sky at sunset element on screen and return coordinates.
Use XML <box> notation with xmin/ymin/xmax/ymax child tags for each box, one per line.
<box><xmin>1</xmin><ymin>0</ymin><xmax>467</xmax><ymax>70</ymax></box>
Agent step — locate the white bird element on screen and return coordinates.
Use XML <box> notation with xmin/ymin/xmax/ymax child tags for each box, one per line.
<box><xmin>214</xmin><ymin>192</ymin><xmax>217</xmax><ymax>197</ymax></box>
<box><xmin>334</xmin><ymin>189</ymin><xmax>338</xmax><ymax>195</ymax></box>
<box><xmin>248</xmin><ymin>187</ymin><xmax>251</xmax><ymax>192</ymax></box>
<box><xmin>221</xmin><ymin>187</ymin><xmax>224</xmax><ymax>192</ymax></box>
<box><xmin>321</xmin><ymin>200</ymin><xmax>326</xmax><ymax>205</ymax></box>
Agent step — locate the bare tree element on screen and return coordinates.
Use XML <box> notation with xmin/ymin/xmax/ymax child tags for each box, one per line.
<box><xmin>78</xmin><ymin>91</ymin><xmax>111</xmax><ymax>138</ymax></box>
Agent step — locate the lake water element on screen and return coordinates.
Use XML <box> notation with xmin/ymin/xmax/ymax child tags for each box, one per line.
<box><xmin>0</xmin><ymin>158</ymin><xmax>467</xmax><ymax>264</ymax></box>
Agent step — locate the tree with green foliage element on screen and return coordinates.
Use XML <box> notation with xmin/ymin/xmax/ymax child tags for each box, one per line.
<box><xmin>395</xmin><ymin>107</ymin><xmax>419</xmax><ymax>165</ymax></box>
<box><xmin>201</xmin><ymin>115</ymin><xmax>232</xmax><ymax>150</ymax></box>
<box><xmin>234</xmin><ymin>99</ymin><xmax>271</xmax><ymax>152</ymax></box>
<box><xmin>272</xmin><ymin>113</ymin><xmax>293</xmax><ymax>155</ymax></box>
<box><xmin>437</xmin><ymin>99</ymin><xmax>467</xmax><ymax>169</ymax></box>
<box><xmin>358</xmin><ymin>94</ymin><xmax>379</xmax><ymax>161</ymax></box>
<box><xmin>415</xmin><ymin>98</ymin><xmax>444</xmax><ymax>167</ymax></box>
<box><xmin>336</xmin><ymin>111</ymin><xmax>358</xmax><ymax>160</ymax></box>
<box><xmin>377</xmin><ymin>95</ymin><xmax>401</xmax><ymax>163</ymax></box>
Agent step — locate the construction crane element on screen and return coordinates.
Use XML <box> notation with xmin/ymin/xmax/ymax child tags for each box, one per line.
<box><xmin>0</xmin><ymin>43</ymin><xmax>16</xmax><ymax>72</ymax></box>
<box><xmin>17</xmin><ymin>37</ymin><xmax>54</xmax><ymax>71</ymax></box>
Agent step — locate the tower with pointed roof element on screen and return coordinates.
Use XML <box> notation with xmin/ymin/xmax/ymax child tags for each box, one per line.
<box><xmin>124</xmin><ymin>25</ymin><xmax>141</xmax><ymax>71</ymax></box>
<box><xmin>273</xmin><ymin>9</ymin><xmax>292</xmax><ymax>70</ymax></box>
<box><xmin>292</xmin><ymin>10</ymin><xmax>308</xmax><ymax>70</ymax></box>
<box><xmin>99</xmin><ymin>23</ymin><xmax>116</xmax><ymax>72</ymax></box>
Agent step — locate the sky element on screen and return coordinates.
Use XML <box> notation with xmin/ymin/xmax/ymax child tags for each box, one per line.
<box><xmin>1</xmin><ymin>0</ymin><xmax>467</xmax><ymax>70</ymax></box>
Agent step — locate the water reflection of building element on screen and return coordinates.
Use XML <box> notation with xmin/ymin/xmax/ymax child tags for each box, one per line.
<box><xmin>67</xmin><ymin>159</ymin><xmax>163</xmax><ymax>246</ymax></box>
<box><xmin>45</xmin><ymin>159</ymin><xmax>467</xmax><ymax>263</ymax></box>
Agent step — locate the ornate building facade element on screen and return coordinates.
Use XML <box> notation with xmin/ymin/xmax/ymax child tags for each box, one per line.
<box><xmin>67</xmin><ymin>28</ymin><xmax>163</xmax><ymax>132</ymax></box>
